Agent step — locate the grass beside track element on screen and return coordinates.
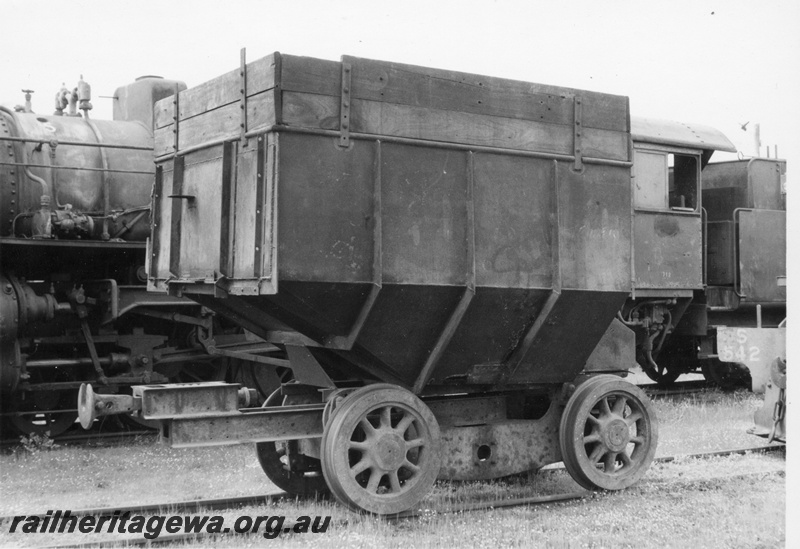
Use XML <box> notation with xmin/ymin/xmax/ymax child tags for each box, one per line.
<box><xmin>0</xmin><ymin>389</ymin><xmax>786</xmax><ymax>548</ymax></box>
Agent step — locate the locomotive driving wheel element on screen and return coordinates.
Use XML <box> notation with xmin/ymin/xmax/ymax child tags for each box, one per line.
<box><xmin>8</xmin><ymin>389</ymin><xmax>78</xmax><ymax>438</ymax></box>
<box><xmin>255</xmin><ymin>387</ymin><xmax>329</xmax><ymax>497</ymax></box>
<box><xmin>640</xmin><ymin>355</ymin><xmax>683</xmax><ymax>386</ymax></box>
<box><xmin>559</xmin><ymin>375</ymin><xmax>658</xmax><ymax>491</ymax></box>
<box><xmin>320</xmin><ymin>384</ymin><xmax>441</xmax><ymax>515</ymax></box>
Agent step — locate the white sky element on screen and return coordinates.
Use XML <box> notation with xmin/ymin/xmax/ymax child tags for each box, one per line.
<box><xmin>2</xmin><ymin>0</ymin><xmax>798</xmax><ymax>534</ymax></box>
<box><xmin>2</xmin><ymin>0</ymin><xmax>798</xmax><ymax>165</ymax></box>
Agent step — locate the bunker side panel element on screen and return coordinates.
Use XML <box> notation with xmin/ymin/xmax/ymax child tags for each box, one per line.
<box><xmin>277</xmin><ymin>133</ymin><xmax>376</xmax><ymax>284</ymax></box>
<box><xmin>275</xmin><ymin>139</ymin><xmax>632</xmax><ymax>292</ymax></box>
<box><xmin>278</xmin><ymin>54</ymin><xmax>629</xmax><ymax>160</ymax></box>
<box><xmin>153</xmin><ymin>53</ymin><xmax>279</xmax><ymax>155</ymax></box>
<box><xmin>177</xmin><ymin>146</ymin><xmax>224</xmax><ymax>280</ymax></box>
<box><xmin>706</xmin><ymin>221</ymin><xmax>735</xmax><ymax>285</ymax></box>
<box><xmin>280</xmin><ymin>54</ymin><xmax>629</xmax><ymax>132</ymax></box>
<box><xmin>154</xmin><ymin>91</ymin><xmax>277</xmax><ymax>157</ymax></box>
<box><xmin>154</xmin><ymin>52</ymin><xmax>630</xmax><ymax>160</ymax></box>
<box><xmin>380</xmin><ymin>144</ymin><xmax>469</xmax><ymax>286</ymax></box>
<box><xmin>748</xmin><ymin>159</ymin><xmax>786</xmax><ymax>211</ymax></box>
<box><xmin>633</xmin><ymin>213</ymin><xmax>702</xmax><ymax>289</ymax></box>
<box><xmin>557</xmin><ymin>162</ymin><xmax>631</xmax><ymax>292</ymax></box>
<box><xmin>738</xmin><ymin>210</ymin><xmax>786</xmax><ymax>303</ymax></box>
<box><xmin>702</xmin><ymin>159</ymin><xmax>786</xmax><ymax>221</ymax></box>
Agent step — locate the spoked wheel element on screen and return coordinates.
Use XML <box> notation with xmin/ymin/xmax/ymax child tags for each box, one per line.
<box><xmin>8</xmin><ymin>389</ymin><xmax>78</xmax><ymax>437</ymax></box>
<box><xmin>320</xmin><ymin>384</ymin><xmax>441</xmax><ymax>515</ymax></box>
<box><xmin>255</xmin><ymin>387</ymin><xmax>329</xmax><ymax>497</ymax></box>
<box><xmin>559</xmin><ymin>375</ymin><xmax>658</xmax><ymax>491</ymax></box>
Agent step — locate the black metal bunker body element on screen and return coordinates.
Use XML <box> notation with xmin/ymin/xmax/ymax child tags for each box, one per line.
<box><xmin>78</xmin><ymin>52</ymin><xmax>784</xmax><ymax>514</ymax></box>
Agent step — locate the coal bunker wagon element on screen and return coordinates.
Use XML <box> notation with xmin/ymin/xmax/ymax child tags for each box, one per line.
<box><xmin>79</xmin><ymin>51</ymin><xmax>783</xmax><ymax>513</ymax></box>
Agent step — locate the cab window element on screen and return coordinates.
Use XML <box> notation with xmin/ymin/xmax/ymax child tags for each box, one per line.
<box><xmin>633</xmin><ymin>149</ymin><xmax>699</xmax><ymax>211</ymax></box>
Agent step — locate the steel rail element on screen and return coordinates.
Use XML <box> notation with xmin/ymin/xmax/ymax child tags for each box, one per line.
<box><xmin>640</xmin><ymin>379</ymin><xmax>714</xmax><ymax>397</ymax></box>
<box><xmin>31</xmin><ymin>461</ymin><xmax>786</xmax><ymax>548</ymax></box>
<box><xmin>0</xmin><ymin>430</ymin><xmax>157</xmax><ymax>448</ymax></box>
<box><xmin>1</xmin><ymin>443</ymin><xmax>784</xmax><ymax>528</ymax></box>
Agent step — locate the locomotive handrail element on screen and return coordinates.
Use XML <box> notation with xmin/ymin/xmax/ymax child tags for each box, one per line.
<box><xmin>0</xmin><ymin>160</ymin><xmax>152</xmax><ymax>176</ymax></box>
<box><xmin>0</xmin><ymin>135</ymin><xmax>154</xmax><ymax>151</ymax></box>
<box><xmin>154</xmin><ymin>124</ymin><xmax>634</xmax><ymax>168</ymax></box>
<box><xmin>702</xmin><ymin>207</ymin><xmax>708</xmax><ymax>286</ymax></box>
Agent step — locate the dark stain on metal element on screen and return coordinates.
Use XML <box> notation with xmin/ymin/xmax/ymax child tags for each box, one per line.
<box><xmin>654</xmin><ymin>216</ymin><xmax>680</xmax><ymax>237</ymax></box>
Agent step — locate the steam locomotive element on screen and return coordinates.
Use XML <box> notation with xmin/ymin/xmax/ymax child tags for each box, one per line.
<box><xmin>0</xmin><ymin>77</ymin><xmax>280</xmax><ymax>437</ymax></box>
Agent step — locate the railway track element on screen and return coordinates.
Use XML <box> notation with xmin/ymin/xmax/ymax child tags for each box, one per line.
<box><xmin>0</xmin><ymin>429</ymin><xmax>156</xmax><ymax>449</ymax></box>
<box><xmin>639</xmin><ymin>379</ymin><xmax>715</xmax><ymax>397</ymax></box>
<box><xmin>1</xmin><ymin>444</ymin><xmax>784</xmax><ymax>548</ymax></box>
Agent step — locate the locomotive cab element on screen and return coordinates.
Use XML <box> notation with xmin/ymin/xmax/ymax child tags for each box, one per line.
<box><xmin>627</xmin><ymin>117</ymin><xmax>786</xmax><ymax>397</ymax></box>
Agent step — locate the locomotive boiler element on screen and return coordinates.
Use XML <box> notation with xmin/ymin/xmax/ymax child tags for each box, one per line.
<box><xmin>0</xmin><ymin>77</ymin><xmax>280</xmax><ymax>437</ymax></box>
<box><xmin>78</xmin><ymin>51</ymin><xmax>786</xmax><ymax>513</ymax></box>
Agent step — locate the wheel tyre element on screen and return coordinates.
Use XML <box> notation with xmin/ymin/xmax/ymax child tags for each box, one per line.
<box><xmin>320</xmin><ymin>384</ymin><xmax>441</xmax><ymax>515</ymax></box>
<box><xmin>559</xmin><ymin>375</ymin><xmax>658</xmax><ymax>491</ymax></box>
<box><xmin>255</xmin><ymin>387</ymin><xmax>329</xmax><ymax>497</ymax></box>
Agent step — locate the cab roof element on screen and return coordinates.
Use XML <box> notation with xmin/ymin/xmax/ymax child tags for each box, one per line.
<box><xmin>631</xmin><ymin>116</ymin><xmax>737</xmax><ymax>153</ymax></box>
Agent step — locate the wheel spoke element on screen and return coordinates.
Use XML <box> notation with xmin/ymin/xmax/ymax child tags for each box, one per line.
<box><xmin>405</xmin><ymin>437</ymin><xmax>424</xmax><ymax>450</ymax></box>
<box><xmin>365</xmin><ymin>469</ymin><xmax>383</xmax><ymax>493</ymax></box>
<box><xmin>402</xmin><ymin>459</ymin><xmax>421</xmax><ymax>476</ymax></box>
<box><xmin>598</xmin><ymin>397</ymin><xmax>611</xmax><ymax>417</ymax></box>
<box><xmin>625</xmin><ymin>411</ymin><xmax>643</xmax><ymax>427</ymax></box>
<box><xmin>603</xmin><ymin>452</ymin><xmax>618</xmax><ymax>473</ymax></box>
<box><xmin>588</xmin><ymin>443</ymin><xmax>606</xmax><ymax>464</ymax></box>
<box><xmin>611</xmin><ymin>396</ymin><xmax>628</xmax><ymax>416</ymax></box>
<box><xmin>583</xmin><ymin>432</ymin><xmax>601</xmax><ymax>444</ymax></box>
<box><xmin>630</xmin><ymin>435</ymin><xmax>645</xmax><ymax>445</ymax></box>
<box><xmin>389</xmin><ymin>470</ymin><xmax>402</xmax><ymax>492</ymax></box>
<box><xmin>350</xmin><ymin>458</ymin><xmax>372</xmax><ymax>476</ymax></box>
<box><xmin>380</xmin><ymin>406</ymin><xmax>392</xmax><ymax>429</ymax></box>
<box><xmin>619</xmin><ymin>452</ymin><xmax>633</xmax><ymax>468</ymax></box>
<box><xmin>359</xmin><ymin>418</ymin><xmax>377</xmax><ymax>438</ymax></box>
<box><xmin>348</xmin><ymin>440</ymin><xmax>370</xmax><ymax>452</ymax></box>
<box><xmin>395</xmin><ymin>412</ymin><xmax>415</xmax><ymax>436</ymax></box>
<box><xmin>586</xmin><ymin>414</ymin><xmax>601</xmax><ymax>426</ymax></box>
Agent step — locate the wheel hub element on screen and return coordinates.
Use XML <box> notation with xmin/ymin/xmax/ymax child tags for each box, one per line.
<box><xmin>373</xmin><ymin>432</ymin><xmax>406</xmax><ymax>471</ymax></box>
<box><xmin>603</xmin><ymin>418</ymin><xmax>630</xmax><ymax>452</ymax></box>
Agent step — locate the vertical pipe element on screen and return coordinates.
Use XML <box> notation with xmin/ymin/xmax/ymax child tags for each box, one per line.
<box><xmin>83</xmin><ymin>119</ymin><xmax>111</xmax><ymax>240</ymax></box>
